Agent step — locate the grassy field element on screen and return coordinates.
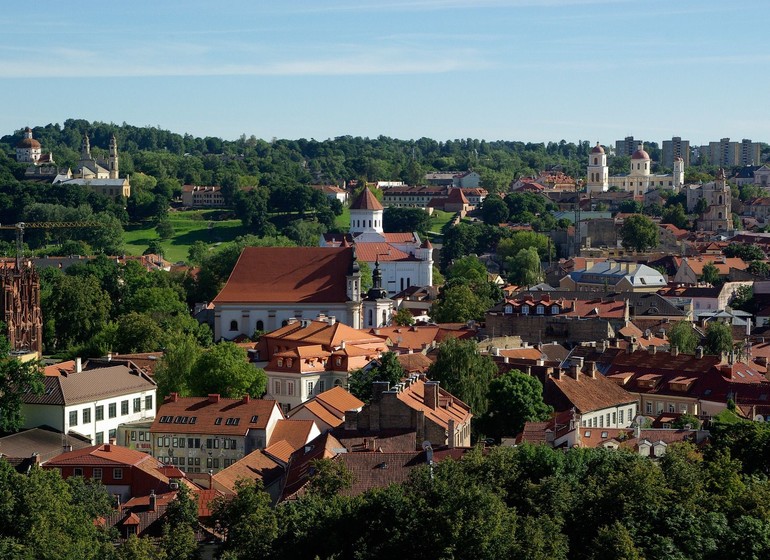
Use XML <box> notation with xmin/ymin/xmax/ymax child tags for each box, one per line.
<box><xmin>122</xmin><ymin>206</ymin><xmax>455</xmax><ymax>263</ymax></box>
<box><xmin>123</xmin><ymin>210</ymin><xmax>246</xmax><ymax>263</ymax></box>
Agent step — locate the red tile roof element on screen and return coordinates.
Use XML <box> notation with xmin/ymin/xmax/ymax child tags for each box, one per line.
<box><xmin>354</xmin><ymin>242</ymin><xmax>414</xmax><ymax>262</ymax></box>
<box><xmin>213</xmin><ymin>247</ymin><xmax>355</xmax><ymax>304</ymax></box>
<box><xmin>383</xmin><ymin>233</ymin><xmax>417</xmax><ymax>243</ymax></box>
<box><xmin>47</xmin><ymin>443</ymin><xmax>164</xmax><ymax>470</ymax></box>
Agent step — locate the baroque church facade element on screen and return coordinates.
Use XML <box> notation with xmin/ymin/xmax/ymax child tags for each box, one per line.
<box><xmin>587</xmin><ymin>142</ymin><xmax>685</xmax><ymax>196</ymax></box>
<box><xmin>54</xmin><ymin>133</ymin><xmax>131</xmax><ymax>199</ymax></box>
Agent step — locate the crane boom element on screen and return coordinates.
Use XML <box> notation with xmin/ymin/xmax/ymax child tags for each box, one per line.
<box><xmin>0</xmin><ymin>221</ymin><xmax>109</xmax><ymax>265</ymax></box>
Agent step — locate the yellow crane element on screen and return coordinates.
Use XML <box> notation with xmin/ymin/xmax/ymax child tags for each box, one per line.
<box><xmin>0</xmin><ymin>221</ymin><xmax>107</xmax><ymax>264</ymax></box>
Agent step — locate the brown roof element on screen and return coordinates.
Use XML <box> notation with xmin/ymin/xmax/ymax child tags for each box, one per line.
<box><xmin>547</xmin><ymin>371</ymin><xmax>637</xmax><ymax>414</ymax></box>
<box><xmin>395</xmin><ymin>352</ymin><xmax>433</xmax><ymax>373</ymax></box>
<box><xmin>213</xmin><ymin>247</ymin><xmax>355</xmax><ymax>304</ymax></box>
<box><xmin>151</xmin><ymin>394</ymin><xmax>281</xmax><ymax>435</ymax></box>
<box><xmin>350</xmin><ymin>187</ymin><xmax>383</xmax><ymax>211</ymax></box>
<box><xmin>212</xmin><ymin>450</ymin><xmax>283</xmax><ymax>495</ymax></box>
<box><xmin>338</xmin><ymin>448</ymin><xmax>471</xmax><ymax>496</ymax></box>
<box><xmin>24</xmin><ymin>364</ymin><xmax>156</xmax><ymax>406</ymax></box>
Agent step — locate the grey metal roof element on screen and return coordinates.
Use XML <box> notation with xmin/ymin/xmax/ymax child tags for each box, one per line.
<box><xmin>23</xmin><ymin>364</ymin><xmax>155</xmax><ymax>407</ymax></box>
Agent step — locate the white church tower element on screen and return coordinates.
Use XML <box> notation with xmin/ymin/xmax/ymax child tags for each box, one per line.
<box><xmin>586</xmin><ymin>142</ymin><xmax>608</xmax><ymax>194</ymax></box>
<box><xmin>349</xmin><ymin>187</ymin><xmax>384</xmax><ymax>237</ymax></box>
<box><xmin>673</xmin><ymin>156</ymin><xmax>685</xmax><ymax>191</ymax></box>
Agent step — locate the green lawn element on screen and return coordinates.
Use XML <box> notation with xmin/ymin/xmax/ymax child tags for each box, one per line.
<box><xmin>426</xmin><ymin>210</ymin><xmax>456</xmax><ymax>241</ymax></box>
<box><xmin>335</xmin><ymin>207</ymin><xmax>350</xmax><ymax>231</ymax></box>
<box><xmin>124</xmin><ymin>210</ymin><xmax>247</xmax><ymax>263</ymax></box>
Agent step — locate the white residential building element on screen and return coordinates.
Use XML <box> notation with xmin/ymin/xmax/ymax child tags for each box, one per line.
<box><xmin>22</xmin><ymin>361</ymin><xmax>157</xmax><ymax>445</ymax></box>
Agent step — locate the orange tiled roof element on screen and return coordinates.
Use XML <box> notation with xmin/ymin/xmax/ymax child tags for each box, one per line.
<box><xmin>396</xmin><ymin>378</ymin><xmax>472</xmax><ymax>430</ymax></box>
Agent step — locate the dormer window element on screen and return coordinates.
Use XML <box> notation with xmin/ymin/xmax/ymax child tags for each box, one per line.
<box><xmin>277</xmin><ymin>358</ymin><xmax>283</xmax><ymax>367</ymax></box>
<box><xmin>551</xmin><ymin>305</ymin><xmax>559</xmax><ymax>315</ymax></box>
<box><xmin>287</xmin><ymin>358</ymin><xmax>293</xmax><ymax>367</ymax></box>
<box><xmin>504</xmin><ymin>305</ymin><xmax>513</xmax><ymax>314</ymax></box>
<box><xmin>335</xmin><ymin>357</ymin><xmax>342</xmax><ymax>366</ymax></box>
<box><xmin>536</xmin><ymin>305</ymin><xmax>544</xmax><ymax>315</ymax></box>
<box><xmin>521</xmin><ymin>306</ymin><xmax>529</xmax><ymax>315</ymax></box>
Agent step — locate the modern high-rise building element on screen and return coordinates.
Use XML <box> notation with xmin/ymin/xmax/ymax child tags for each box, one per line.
<box><xmin>661</xmin><ymin>137</ymin><xmax>690</xmax><ymax>168</ymax></box>
<box><xmin>700</xmin><ymin>138</ymin><xmax>761</xmax><ymax>167</ymax></box>
<box><xmin>615</xmin><ymin>136</ymin><xmax>638</xmax><ymax>157</ymax></box>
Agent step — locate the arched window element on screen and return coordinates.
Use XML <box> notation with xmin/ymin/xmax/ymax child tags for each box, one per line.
<box><xmin>334</xmin><ymin>379</ymin><xmax>343</xmax><ymax>387</ymax></box>
<box><xmin>368</xmin><ymin>309</ymin><xmax>373</xmax><ymax>326</ymax></box>
<box><xmin>277</xmin><ymin>358</ymin><xmax>283</xmax><ymax>367</ymax></box>
<box><xmin>718</xmin><ymin>212</ymin><xmax>722</xmax><ymax>219</ymax></box>
<box><xmin>382</xmin><ymin>309</ymin><xmax>387</xmax><ymax>325</ymax></box>
<box><xmin>229</xmin><ymin>320</ymin><xmax>238</xmax><ymax>331</ymax></box>
<box><xmin>256</xmin><ymin>320</ymin><xmax>264</xmax><ymax>331</ymax></box>
<box><xmin>286</xmin><ymin>358</ymin><xmax>293</xmax><ymax>367</ymax></box>
<box><xmin>593</xmin><ymin>158</ymin><xmax>598</xmax><ymax>165</ymax></box>
<box><xmin>281</xmin><ymin>320</ymin><xmax>288</xmax><ymax>327</ymax></box>
<box><xmin>718</xmin><ymin>195</ymin><xmax>723</xmax><ymax>204</ymax></box>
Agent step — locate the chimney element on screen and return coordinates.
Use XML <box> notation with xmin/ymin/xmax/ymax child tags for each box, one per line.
<box><xmin>503</xmin><ymin>356</ymin><xmax>509</xmax><ymax>364</ymax></box>
<box><xmin>586</xmin><ymin>361</ymin><xmax>597</xmax><ymax>379</ymax></box>
<box><xmin>149</xmin><ymin>490</ymin><xmax>156</xmax><ymax>512</ymax></box>
<box><xmin>371</xmin><ymin>381</ymin><xmax>390</xmax><ymax>403</ymax></box>
<box><xmin>424</xmin><ymin>381</ymin><xmax>439</xmax><ymax>410</ymax></box>
<box><xmin>208</xmin><ymin>394</ymin><xmax>221</xmax><ymax>403</ymax></box>
<box><xmin>169</xmin><ymin>392</ymin><xmax>179</xmax><ymax>403</ymax></box>
<box><xmin>328</xmin><ymin>316</ymin><xmax>336</xmax><ymax>325</ymax></box>
<box><xmin>104</xmin><ymin>443</ymin><xmax>111</xmax><ymax>452</ymax></box>
<box><xmin>107</xmin><ymin>353</ymin><xmax>112</xmax><ymax>362</ymax></box>
<box><xmin>570</xmin><ymin>363</ymin><xmax>581</xmax><ymax>381</ymax></box>
<box><xmin>648</xmin><ymin>345</ymin><xmax>657</xmax><ymax>355</ymax></box>
<box><xmin>242</xmin><ymin>395</ymin><xmax>250</xmax><ymax>404</ymax></box>
<box><xmin>75</xmin><ymin>357</ymin><xmax>82</xmax><ymax>373</ymax></box>
<box><xmin>671</xmin><ymin>346</ymin><xmax>679</xmax><ymax>357</ymax></box>
<box><xmin>492</xmin><ymin>347</ymin><xmax>500</xmax><ymax>357</ymax></box>
<box><xmin>696</xmin><ymin>346</ymin><xmax>704</xmax><ymax>359</ymax></box>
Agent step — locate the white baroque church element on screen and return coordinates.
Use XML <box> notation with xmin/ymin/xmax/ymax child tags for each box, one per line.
<box><xmin>320</xmin><ymin>187</ymin><xmax>433</xmax><ymax>296</ymax></box>
<box><xmin>587</xmin><ymin>143</ymin><xmax>684</xmax><ymax>196</ymax></box>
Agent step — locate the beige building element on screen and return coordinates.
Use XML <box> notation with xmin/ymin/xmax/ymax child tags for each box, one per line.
<box><xmin>150</xmin><ymin>393</ymin><xmax>284</xmax><ymax>474</ymax></box>
<box><xmin>181</xmin><ymin>185</ymin><xmax>227</xmax><ymax>207</ymax></box>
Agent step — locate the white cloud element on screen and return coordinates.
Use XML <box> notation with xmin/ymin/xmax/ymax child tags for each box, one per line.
<box><xmin>0</xmin><ymin>42</ymin><xmax>488</xmax><ymax>78</ymax></box>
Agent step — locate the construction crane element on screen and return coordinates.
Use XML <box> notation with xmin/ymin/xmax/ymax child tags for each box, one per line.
<box><xmin>0</xmin><ymin>221</ymin><xmax>108</xmax><ymax>265</ymax></box>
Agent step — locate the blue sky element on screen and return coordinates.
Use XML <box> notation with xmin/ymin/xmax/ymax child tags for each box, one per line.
<box><xmin>1</xmin><ymin>1</ymin><xmax>768</xmax><ymax>145</ymax></box>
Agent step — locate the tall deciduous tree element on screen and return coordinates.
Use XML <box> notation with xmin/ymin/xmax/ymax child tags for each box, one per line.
<box><xmin>427</xmin><ymin>338</ymin><xmax>497</xmax><ymax>416</ymax></box>
<box><xmin>480</xmin><ymin>369</ymin><xmax>552</xmax><ymax>440</ymax></box>
<box><xmin>619</xmin><ymin>214</ymin><xmax>659</xmax><ymax>252</ymax></box>
<box><xmin>188</xmin><ymin>342</ymin><xmax>267</xmax><ymax>398</ymax></box>
<box><xmin>506</xmin><ymin>247</ymin><xmax>543</xmax><ymax>287</ymax></box>
<box><xmin>348</xmin><ymin>351</ymin><xmax>404</xmax><ymax>403</ymax></box>
<box><xmin>704</xmin><ymin>321</ymin><xmax>733</xmax><ymax>356</ymax></box>
<box><xmin>667</xmin><ymin>321</ymin><xmax>699</xmax><ymax>354</ymax></box>
<box><xmin>700</xmin><ymin>261</ymin><xmax>722</xmax><ymax>286</ymax></box>
<box><xmin>211</xmin><ymin>479</ymin><xmax>277</xmax><ymax>560</ymax></box>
